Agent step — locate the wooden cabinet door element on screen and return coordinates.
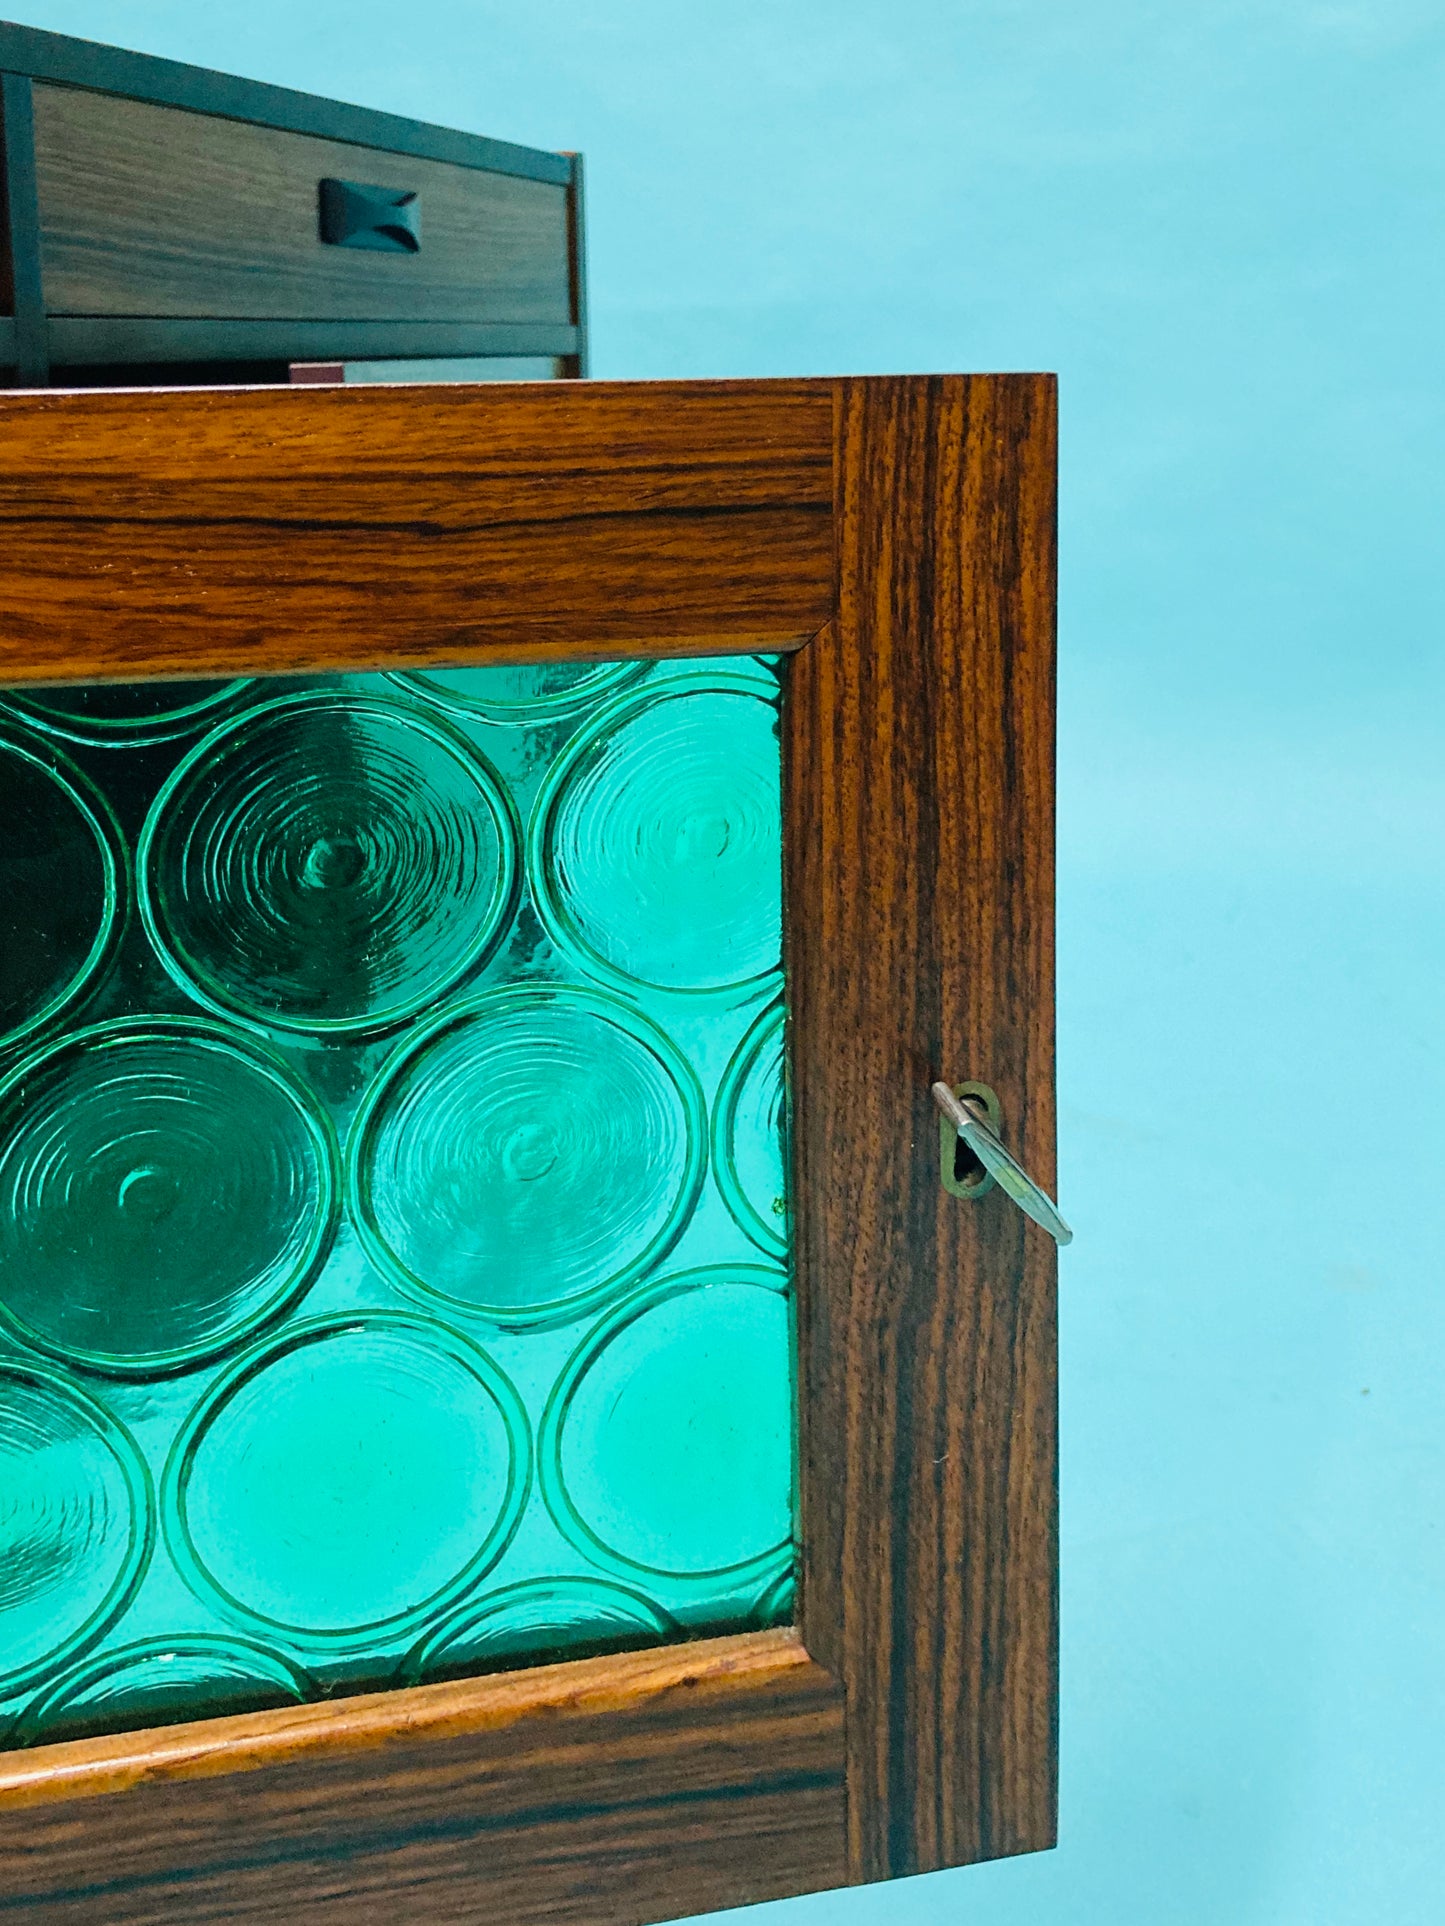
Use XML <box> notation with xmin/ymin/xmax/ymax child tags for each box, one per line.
<box><xmin>0</xmin><ymin>374</ymin><xmax>1057</xmax><ymax>1925</ymax></box>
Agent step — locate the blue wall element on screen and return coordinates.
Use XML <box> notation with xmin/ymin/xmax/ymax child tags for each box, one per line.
<box><xmin>11</xmin><ymin>5</ymin><xmax>1443</xmax><ymax>1920</ymax></box>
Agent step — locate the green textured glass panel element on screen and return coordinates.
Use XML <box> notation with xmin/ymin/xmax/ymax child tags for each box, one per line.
<box><xmin>0</xmin><ymin>1019</ymin><xmax>337</xmax><ymax>1375</ymax></box>
<box><xmin>0</xmin><ymin>730</ymin><xmax>121</xmax><ymax>1053</ymax></box>
<box><xmin>531</xmin><ymin>673</ymin><xmax>784</xmax><ymax>996</ymax></box>
<box><xmin>138</xmin><ymin>692</ymin><xmax>520</xmax><ymax>1034</ymax></box>
<box><xmin>0</xmin><ymin>1364</ymin><xmax>153</xmax><ymax>1701</ymax></box>
<box><xmin>11</xmin><ymin>1636</ymin><xmax>312</xmax><ymax>1746</ymax></box>
<box><xmin>351</xmin><ymin>985</ymin><xmax>707</xmax><ymax>1325</ymax></box>
<box><xmin>0</xmin><ymin>656</ymin><xmax>794</xmax><ymax>1748</ymax></box>
<box><xmin>2</xmin><ymin>680</ymin><xmax>254</xmax><ymax>748</ymax></box>
<box><xmin>540</xmin><ymin>1268</ymin><xmax>793</xmax><ymax>1583</ymax></box>
<box><xmin>166</xmin><ymin>1314</ymin><xmax>528</xmax><ymax>1645</ymax></box>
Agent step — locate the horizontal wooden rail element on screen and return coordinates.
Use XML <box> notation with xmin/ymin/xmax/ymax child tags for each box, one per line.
<box><xmin>0</xmin><ymin>1630</ymin><xmax>848</xmax><ymax>1925</ymax></box>
<box><xmin>0</xmin><ymin>379</ymin><xmax>835</xmax><ymax>684</ymax></box>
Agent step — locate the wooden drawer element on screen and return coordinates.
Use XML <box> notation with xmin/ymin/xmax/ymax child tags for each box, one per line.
<box><xmin>32</xmin><ymin>83</ymin><xmax>573</xmax><ymax>324</ymax></box>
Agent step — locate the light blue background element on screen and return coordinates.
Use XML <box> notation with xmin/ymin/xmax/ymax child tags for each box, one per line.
<box><xmin>10</xmin><ymin>5</ymin><xmax>1443</xmax><ymax>1920</ymax></box>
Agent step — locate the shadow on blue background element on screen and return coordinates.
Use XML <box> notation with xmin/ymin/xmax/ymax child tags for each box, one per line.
<box><xmin>9</xmin><ymin>4</ymin><xmax>1443</xmax><ymax>1919</ymax></box>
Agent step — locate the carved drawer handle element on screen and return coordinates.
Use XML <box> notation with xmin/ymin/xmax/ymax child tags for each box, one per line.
<box><xmin>318</xmin><ymin>178</ymin><xmax>421</xmax><ymax>253</ymax></box>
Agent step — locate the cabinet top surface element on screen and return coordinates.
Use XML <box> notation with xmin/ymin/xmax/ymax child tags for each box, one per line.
<box><xmin>0</xmin><ymin>17</ymin><xmax>572</xmax><ymax>185</ymax></box>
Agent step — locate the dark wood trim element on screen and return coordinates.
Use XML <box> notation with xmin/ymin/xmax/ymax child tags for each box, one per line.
<box><xmin>0</xmin><ymin>72</ymin><xmax>46</xmax><ymax>383</ymax></box>
<box><xmin>0</xmin><ymin>375</ymin><xmax>1058</xmax><ymax>1921</ymax></box>
<box><xmin>0</xmin><ymin>1630</ymin><xmax>848</xmax><ymax>1925</ymax></box>
<box><xmin>0</xmin><ymin>76</ymin><xmax>10</xmax><ymax>316</ymax></box>
<box><xmin>0</xmin><ymin>20</ymin><xmax>570</xmax><ymax>185</ymax></box>
<box><xmin>0</xmin><ymin>379</ymin><xmax>835</xmax><ymax>682</ymax></box>
<box><xmin>47</xmin><ymin>318</ymin><xmax>580</xmax><ymax>368</ymax></box>
<box><xmin>787</xmin><ymin>375</ymin><xmax>1059</xmax><ymax>1879</ymax></box>
<box><xmin>31</xmin><ymin>84</ymin><xmax>573</xmax><ymax>333</ymax></box>
<box><xmin>0</xmin><ymin>1627</ymin><xmax>828</xmax><ymax>1807</ymax></box>
<box><xmin>563</xmin><ymin>151</ymin><xmax>590</xmax><ymax>378</ymax></box>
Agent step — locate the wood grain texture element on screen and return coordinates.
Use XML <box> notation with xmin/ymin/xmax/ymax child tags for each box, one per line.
<box><xmin>32</xmin><ymin>85</ymin><xmax>572</xmax><ymax>324</ymax></box>
<box><xmin>0</xmin><ymin>1630</ymin><xmax>847</xmax><ymax>1925</ymax></box>
<box><xmin>564</xmin><ymin>151</ymin><xmax>589</xmax><ymax>378</ymax></box>
<box><xmin>0</xmin><ymin>379</ymin><xmax>834</xmax><ymax>683</ymax></box>
<box><xmin>0</xmin><ymin>21</ymin><xmax>571</xmax><ymax>186</ymax></box>
<box><xmin>46</xmin><ymin>316</ymin><xmax>579</xmax><ymax>367</ymax></box>
<box><xmin>0</xmin><ymin>75</ymin><xmax>48</xmax><ymax>385</ymax></box>
<box><xmin>786</xmin><ymin>374</ymin><xmax>1059</xmax><ymax>1880</ymax></box>
<box><xmin>0</xmin><ymin>76</ymin><xmax>17</xmax><ymax>316</ymax></box>
<box><xmin>0</xmin><ymin>374</ymin><xmax>1059</xmax><ymax>1919</ymax></box>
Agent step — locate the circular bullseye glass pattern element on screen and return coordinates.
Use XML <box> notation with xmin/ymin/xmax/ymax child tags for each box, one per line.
<box><xmin>530</xmin><ymin>674</ymin><xmax>783</xmax><ymax>996</ymax></box>
<box><xmin>0</xmin><ymin>1365</ymin><xmax>152</xmax><ymax>1697</ymax></box>
<box><xmin>402</xmin><ymin>1576</ymin><xmax>677</xmax><ymax>1682</ymax></box>
<box><xmin>164</xmin><ymin>1314</ymin><xmax>529</xmax><ymax>1648</ymax></box>
<box><xmin>2</xmin><ymin>679</ymin><xmax>253</xmax><ymax>748</ymax></box>
<box><xmin>713</xmin><ymin>1001</ymin><xmax>789</xmax><ymax>1257</ymax></box>
<box><xmin>390</xmin><ymin>659</ymin><xmax>650</xmax><ymax>725</ymax></box>
<box><xmin>351</xmin><ymin>985</ymin><xmax>705</xmax><ymax>1326</ymax></box>
<box><xmin>752</xmin><ymin>1564</ymin><xmax>797</xmax><ymax>1625</ymax></box>
<box><xmin>541</xmin><ymin>1268</ymin><xmax>793</xmax><ymax>1584</ymax></box>
<box><xmin>0</xmin><ymin>1019</ymin><xmax>337</xmax><ymax>1377</ymax></box>
<box><xmin>0</xmin><ymin>733</ymin><xmax>121</xmax><ymax>1052</ymax></box>
<box><xmin>139</xmin><ymin>693</ymin><xmax>518</xmax><ymax>1035</ymax></box>
<box><xmin>14</xmin><ymin>1635</ymin><xmax>313</xmax><ymax>1746</ymax></box>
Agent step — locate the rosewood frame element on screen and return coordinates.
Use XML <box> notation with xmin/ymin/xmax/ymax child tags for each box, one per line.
<box><xmin>0</xmin><ymin>373</ymin><xmax>1058</xmax><ymax>1925</ymax></box>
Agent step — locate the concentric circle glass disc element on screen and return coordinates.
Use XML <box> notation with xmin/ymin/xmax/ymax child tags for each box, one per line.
<box><xmin>14</xmin><ymin>1635</ymin><xmax>314</xmax><ymax>1746</ymax></box>
<box><xmin>0</xmin><ymin>1018</ymin><xmax>338</xmax><ymax>1377</ymax></box>
<box><xmin>752</xmin><ymin>1563</ymin><xmax>797</xmax><ymax>1625</ymax></box>
<box><xmin>389</xmin><ymin>660</ymin><xmax>650</xmax><ymax>725</ymax></box>
<box><xmin>712</xmin><ymin>1000</ymin><xmax>789</xmax><ymax>1257</ymax></box>
<box><xmin>164</xmin><ymin>1313</ymin><xmax>529</xmax><ymax>1648</ymax></box>
<box><xmin>401</xmin><ymin>1576</ymin><xmax>677</xmax><ymax>1683</ymax></box>
<box><xmin>0</xmin><ymin>731</ymin><xmax>122</xmax><ymax>1052</ymax></box>
<box><xmin>0</xmin><ymin>1365</ymin><xmax>152</xmax><ymax>1697</ymax></box>
<box><xmin>2</xmin><ymin>680</ymin><xmax>253</xmax><ymax>748</ymax></box>
<box><xmin>351</xmin><ymin>985</ymin><xmax>706</xmax><ymax>1326</ymax></box>
<box><xmin>540</xmin><ymin>1267</ymin><xmax>794</xmax><ymax>1585</ymax></box>
<box><xmin>530</xmin><ymin>673</ymin><xmax>784</xmax><ymax>997</ymax></box>
<box><xmin>139</xmin><ymin>692</ymin><xmax>519</xmax><ymax>1035</ymax></box>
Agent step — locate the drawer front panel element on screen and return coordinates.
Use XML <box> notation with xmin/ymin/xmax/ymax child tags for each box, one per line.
<box><xmin>32</xmin><ymin>84</ymin><xmax>573</xmax><ymax>323</ymax></box>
